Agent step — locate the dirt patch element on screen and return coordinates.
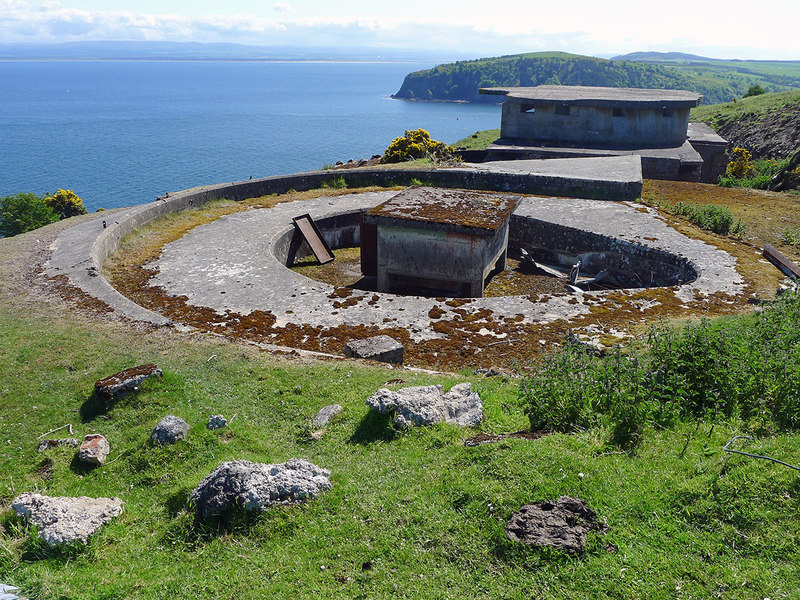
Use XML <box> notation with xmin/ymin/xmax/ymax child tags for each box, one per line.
<box><xmin>505</xmin><ymin>496</ymin><xmax>608</xmax><ymax>554</ymax></box>
<box><xmin>463</xmin><ymin>430</ymin><xmax>547</xmax><ymax>446</ymax></box>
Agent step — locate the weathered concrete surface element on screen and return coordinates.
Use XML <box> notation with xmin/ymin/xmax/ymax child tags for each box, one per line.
<box><xmin>11</xmin><ymin>493</ymin><xmax>123</xmax><ymax>546</ymax></box>
<box><xmin>344</xmin><ymin>335</ymin><xmax>404</xmax><ymax>364</ymax></box>
<box><xmin>145</xmin><ymin>192</ymin><xmax>742</xmax><ymax>343</ymax></box>
<box><xmin>188</xmin><ymin>459</ymin><xmax>332</xmax><ymax>520</ymax></box>
<box><xmin>481</xmin><ymin>85</ymin><xmax>700</xmax><ymax>149</ymax></box>
<box><xmin>366</xmin><ymin>383</ymin><xmax>483</xmax><ymax>428</ymax></box>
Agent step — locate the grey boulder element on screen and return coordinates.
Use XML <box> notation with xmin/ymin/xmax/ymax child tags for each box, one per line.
<box><xmin>311</xmin><ymin>404</ymin><xmax>343</xmax><ymax>429</ymax></box>
<box><xmin>188</xmin><ymin>459</ymin><xmax>332</xmax><ymax>520</ymax></box>
<box><xmin>366</xmin><ymin>383</ymin><xmax>483</xmax><ymax>428</ymax></box>
<box><xmin>11</xmin><ymin>493</ymin><xmax>123</xmax><ymax>547</ymax></box>
<box><xmin>151</xmin><ymin>415</ymin><xmax>189</xmax><ymax>445</ymax></box>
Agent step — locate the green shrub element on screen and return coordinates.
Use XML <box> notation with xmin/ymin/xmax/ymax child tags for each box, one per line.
<box><xmin>519</xmin><ymin>293</ymin><xmax>800</xmax><ymax>445</ymax></box>
<box><xmin>783</xmin><ymin>226</ymin><xmax>800</xmax><ymax>246</ymax></box>
<box><xmin>0</xmin><ymin>192</ymin><xmax>59</xmax><ymax>237</ymax></box>
<box><xmin>381</xmin><ymin>129</ymin><xmax>456</xmax><ymax>164</ymax></box>
<box><xmin>319</xmin><ymin>176</ymin><xmax>347</xmax><ymax>189</ymax></box>
<box><xmin>744</xmin><ymin>84</ymin><xmax>766</xmax><ymax>98</ymax></box>
<box><xmin>666</xmin><ymin>201</ymin><xmax>745</xmax><ymax>236</ymax></box>
<box><xmin>44</xmin><ymin>188</ymin><xmax>87</xmax><ymax>219</ymax></box>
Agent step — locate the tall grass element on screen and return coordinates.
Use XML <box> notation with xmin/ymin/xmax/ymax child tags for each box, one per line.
<box><xmin>520</xmin><ymin>293</ymin><xmax>800</xmax><ymax>446</ymax></box>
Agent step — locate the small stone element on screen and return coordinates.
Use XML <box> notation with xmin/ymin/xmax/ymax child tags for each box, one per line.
<box><xmin>94</xmin><ymin>363</ymin><xmax>162</xmax><ymax>403</ymax></box>
<box><xmin>187</xmin><ymin>459</ymin><xmax>332</xmax><ymax>520</ymax></box>
<box><xmin>11</xmin><ymin>492</ymin><xmax>123</xmax><ymax>547</ymax></box>
<box><xmin>207</xmin><ymin>415</ymin><xmax>228</xmax><ymax>430</ymax></box>
<box><xmin>344</xmin><ymin>335</ymin><xmax>404</xmax><ymax>364</ymax></box>
<box><xmin>37</xmin><ymin>438</ymin><xmax>79</xmax><ymax>453</ymax></box>
<box><xmin>151</xmin><ymin>415</ymin><xmax>189</xmax><ymax>445</ymax></box>
<box><xmin>366</xmin><ymin>383</ymin><xmax>482</xmax><ymax>428</ymax></box>
<box><xmin>311</xmin><ymin>404</ymin><xmax>343</xmax><ymax>429</ymax></box>
<box><xmin>79</xmin><ymin>434</ymin><xmax>110</xmax><ymax>466</ymax></box>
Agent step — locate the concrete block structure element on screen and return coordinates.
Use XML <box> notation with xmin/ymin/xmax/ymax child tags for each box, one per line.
<box><xmin>477</xmin><ymin>85</ymin><xmax>728</xmax><ymax>183</ymax></box>
<box><xmin>362</xmin><ymin>187</ymin><xmax>519</xmax><ymax>297</ymax></box>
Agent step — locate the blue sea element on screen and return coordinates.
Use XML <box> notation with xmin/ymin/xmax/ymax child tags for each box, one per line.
<box><xmin>0</xmin><ymin>61</ymin><xmax>500</xmax><ymax>212</ymax></box>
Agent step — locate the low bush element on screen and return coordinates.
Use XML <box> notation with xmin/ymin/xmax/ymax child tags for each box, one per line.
<box><xmin>666</xmin><ymin>201</ymin><xmax>746</xmax><ymax>236</ymax></box>
<box><xmin>0</xmin><ymin>192</ymin><xmax>59</xmax><ymax>237</ymax></box>
<box><xmin>381</xmin><ymin>129</ymin><xmax>456</xmax><ymax>164</ymax></box>
<box><xmin>520</xmin><ymin>292</ymin><xmax>800</xmax><ymax>445</ymax></box>
<box><xmin>45</xmin><ymin>188</ymin><xmax>87</xmax><ymax>219</ymax></box>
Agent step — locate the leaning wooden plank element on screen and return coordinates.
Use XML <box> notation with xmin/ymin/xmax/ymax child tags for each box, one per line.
<box><xmin>763</xmin><ymin>244</ymin><xmax>800</xmax><ymax>280</ymax></box>
<box><xmin>293</xmin><ymin>214</ymin><xmax>334</xmax><ymax>265</ymax></box>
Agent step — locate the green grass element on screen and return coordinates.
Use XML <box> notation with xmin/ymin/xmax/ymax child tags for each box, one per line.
<box><xmin>2</xmin><ymin>228</ymin><xmax>800</xmax><ymax>598</ymax></box>
<box><xmin>691</xmin><ymin>90</ymin><xmax>800</xmax><ymax>129</ymax></box>
<box><xmin>453</xmin><ymin>129</ymin><xmax>501</xmax><ymax>151</ymax></box>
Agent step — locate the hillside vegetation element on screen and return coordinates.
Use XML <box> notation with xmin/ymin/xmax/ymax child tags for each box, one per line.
<box><xmin>691</xmin><ymin>90</ymin><xmax>800</xmax><ymax>159</ymax></box>
<box><xmin>395</xmin><ymin>51</ymin><xmax>800</xmax><ymax>105</ymax></box>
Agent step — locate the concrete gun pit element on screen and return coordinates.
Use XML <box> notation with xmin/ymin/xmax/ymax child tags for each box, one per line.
<box><xmin>135</xmin><ymin>189</ymin><xmax>744</xmax><ymax>368</ymax></box>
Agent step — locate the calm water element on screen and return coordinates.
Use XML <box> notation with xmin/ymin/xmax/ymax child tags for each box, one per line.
<box><xmin>0</xmin><ymin>61</ymin><xmax>500</xmax><ymax>212</ymax></box>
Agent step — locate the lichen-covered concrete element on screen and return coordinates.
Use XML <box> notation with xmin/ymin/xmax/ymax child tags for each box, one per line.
<box><xmin>145</xmin><ymin>192</ymin><xmax>743</xmax><ymax>343</ymax></box>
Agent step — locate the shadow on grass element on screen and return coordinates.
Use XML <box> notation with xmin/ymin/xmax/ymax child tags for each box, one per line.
<box><xmin>79</xmin><ymin>391</ymin><xmax>107</xmax><ymax>424</ymax></box>
<box><xmin>347</xmin><ymin>410</ymin><xmax>398</xmax><ymax>445</ymax></box>
<box><xmin>69</xmin><ymin>452</ymin><xmax>100</xmax><ymax>475</ymax></box>
<box><xmin>161</xmin><ymin>503</ymin><xmax>271</xmax><ymax>550</ymax></box>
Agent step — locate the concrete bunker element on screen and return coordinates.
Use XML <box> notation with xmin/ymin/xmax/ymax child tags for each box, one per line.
<box><xmin>474</xmin><ymin>85</ymin><xmax>728</xmax><ymax>183</ymax></box>
<box><xmin>278</xmin><ymin>188</ymin><xmax>698</xmax><ymax>298</ymax></box>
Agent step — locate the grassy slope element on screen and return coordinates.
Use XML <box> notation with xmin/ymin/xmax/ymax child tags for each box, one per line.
<box><xmin>691</xmin><ymin>90</ymin><xmax>800</xmax><ymax>128</ymax></box>
<box><xmin>1</xmin><ymin>214</ymin><xmax>800</xmax><ymax>599</ymax></box>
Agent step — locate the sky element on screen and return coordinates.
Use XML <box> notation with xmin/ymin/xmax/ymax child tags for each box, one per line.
<box><xmin>1</xmin><ymin>0</ymin><xmax>799</xmax><ymax>60</ymax></box>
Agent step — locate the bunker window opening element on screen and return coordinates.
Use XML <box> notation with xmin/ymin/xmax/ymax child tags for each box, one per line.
<box><xmin>555</xmin><ymin>103</ymin><xmax>570</xmax><ymax>116</ymax></box>
<box><xmin>612</xmin><ymin>107</ymin><xmax>624</xmax><ymax>117</ymax></box>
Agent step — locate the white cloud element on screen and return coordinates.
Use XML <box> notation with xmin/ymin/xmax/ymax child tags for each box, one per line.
<box><xmin>0</xmin><ymin>0</ymin><xmax>798</xmax><ymax>60</ymax></box>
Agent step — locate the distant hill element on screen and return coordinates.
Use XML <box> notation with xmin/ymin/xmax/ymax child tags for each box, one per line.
<box><xmin>394</xmin><ymin>51</ymin><xmax>800</xmax><ymax>105</ymax></box>
<box><xmin>612</xmin><ymin>52</ymin><xmax>713</xmax><ymax>62</ymax></box>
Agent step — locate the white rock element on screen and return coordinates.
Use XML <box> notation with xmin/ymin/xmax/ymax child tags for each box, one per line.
<box><xmin>366</xmin><ymin>383</ymin><xmax>483</xmax><ymax>428</ymax></box>
<box><xmin>11</xmin><ymin>493</ymin><xmax>123</xmax><ymax>547</ymax></box>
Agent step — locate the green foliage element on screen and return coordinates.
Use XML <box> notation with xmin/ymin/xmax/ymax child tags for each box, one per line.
<box><xmin>0</xmin><ymin>192</ymin><xmax>59</xmax><ymax>237</ymax></box>
<box><xmin>319</xmin><ymin>176</ymin><xmax>347</xmax><ymax>189</ymax></box>
<box><xmin>782</xmin><ymin>226</ymin><xmax>800</xmax><ymax>246</ymax></box>
<box><xmin>521</xmin><ymin>293</ymin><xmax>800</xmax><ymax>445</ymax></box>
<box><xmin>44</xmin><ymin>188</ymin><xmax>87</xmax><ymax>220</ymax></box>
<box><xmin>666</xmin><ymin>201</ymin><xmax>746</xmax><ymax>236</ymax></box>
<box><xmin>380</xmin><ymin>129</ymin><xmax>456</xmax><ymax>164</ymax></box>
<box><xmin>719</xmin><ymin>153</ymin><xmax>792</xmax><ymax>190</ymax></box>
<box><xmin>725</xmin><ymin>147</ymin><xmax>755</xmax><ymax>178</ymax></box>
<box><xmin>395</xmin><ymin>53</ymin><xmax>800</xmax><ymax>105</ymax></box>
<box><xmin>744</xmin><ymin>84</ymin><xmax>766</xmax><ymax>97</ymax></box>
<box><xmin>453</xmin><ymin>129</ymin><xmax>501</xmax><ymax>151</ymax></box>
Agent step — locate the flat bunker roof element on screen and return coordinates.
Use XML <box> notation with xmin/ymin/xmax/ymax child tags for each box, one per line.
<box><xmin>364</xmin><ymin>187</ymin><xmax>520</xmax><ymax>233</ymax></box>
<box><xmin>480</xmin><ymin>85</ymin><xmax>702</xmax><ymax>108</ymax></box>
